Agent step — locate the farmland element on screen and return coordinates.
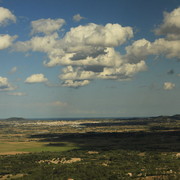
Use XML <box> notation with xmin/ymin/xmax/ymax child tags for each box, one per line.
<box><xmin>0</xmin><ymin>115</ymin><xmax>180</xmax><ymax>179</ymax></box>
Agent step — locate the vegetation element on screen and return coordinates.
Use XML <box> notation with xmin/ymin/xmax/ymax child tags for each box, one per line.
<box><xmin>0</xmin><ymin>115</ymin><xmax>179</xmax><ymax>179</ymax></box>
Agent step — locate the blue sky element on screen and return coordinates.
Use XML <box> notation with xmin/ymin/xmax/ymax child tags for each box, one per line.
<box><xmin>0</xmin><ymin>0</ymin><xmax>179</xmax><ymax>118</ymax></box>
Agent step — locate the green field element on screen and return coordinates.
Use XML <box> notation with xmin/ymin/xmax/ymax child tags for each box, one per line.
<box><xmin>0</xmin><ymin>141</ymin><xmax>78</xmax><ymax>154</ymax></box>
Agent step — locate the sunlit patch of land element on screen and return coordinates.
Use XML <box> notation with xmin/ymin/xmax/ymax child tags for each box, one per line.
<box><xmin>0</xmin><ymin>142</ymin><xmax>77</xmax><ymax>155</ymax></box>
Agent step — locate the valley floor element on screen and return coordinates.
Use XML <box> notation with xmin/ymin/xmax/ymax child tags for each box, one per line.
<box><xmin>0</xmin><ymin>116</ymin><xmax>179</xmax><ymax>179</ymax></box>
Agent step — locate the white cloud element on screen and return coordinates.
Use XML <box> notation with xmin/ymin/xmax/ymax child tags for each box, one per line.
<box><xmin>98</xmin><ymin>61</ymin><xmax>147</xmax><ymax>80</ymax></box>
<box><xmin>62</xmin><ymin>80</ymin><xmax>90</xmax><ymax>88</ymax></box>
<box><xmin>14</xmin><ymin>21</ymin><xmax>150</xmax><ymax>88</ymax></box>
<box><xmin>41</xmin><ymin>23</ymin><xmax>135</xmax><ymax>83</ymax></box>
<box><xmin>60</xmin><ymin>66</ymin><xmax>96</xmax><ymax>80</ymax></box>
<box><xmin>14</xmin><ymin>33</ymin><xmax>58</xmax><ymax>53</ymax></box>
<box><xmin>25</xmin><ymin>74</ymin><xmax>48</xmax><ymax>83</ymax></box>
<box><xmin>63</xmin><ymin>23</ymin><xmax>133</xmax><ymax>47</ymax></box>
<box><xmin>0</xmin><ymin>34</ymin><xmax>17</xmax><ymax>50</ymax></box>
<box><xmin>151</xmin><ymin>38</ymin><xmax>180</xmax><ymax>59</ymax></box>
<box><xmin>31</xmin><ymin>18</ymin><xmax>65</xmax><ymax>35</ymax></box>
<box><xmin>73</xmin><ymin>14</ymin><xmax>85</xmax><ymax>22</ymax></box>
<box><xmin>124</xmin><ymin>7</ymin><xmax>180</xmax><ymax>64</ymax></box>
<box><xmin>15</xmin><ymin>23</ymin><xmax>133</xmax><ymax>57</ymax></box>
<box><xmin>125</xmin><ymin>39</ymin><xmax>152</xmax><ymax>63</ymax></box>
<box><xmin>0</xmin><ymin>76</ymin><xmax>15</xmax><ymax>91</ymax></box>
<box><xmin>13</xmin><ymin>8</ymin><xmax>180</xmax><ymax>88</ymax></box>
<box><xmin>163</xmin><ymin>82</ymin><xmax>175</xmax><ymax>90</ymax></box>
<box><xmin>59</xmin><ymin>60</ymin><xmax>147</xmax><ymax>84</ymax></box>
<box><xmin>125</xmin><ymin>37</ymin><xmax>180</xmax><ymax>63</ymax></box>
<box><xmin>0</xmin><ymin>7</ymin><xmax>16</xmax><ymax>26</ymax></box>
<box><xmin>43</xmin><ymin>23</ymin><xmax>132</xmax><ymax>68</ymax></box>
<box><xmin>155</xmin><ymin>7</ymin><xmax>180</xmax><ymax>40</ymax></box>
<box><xmin>7</xmin><ymin>92</ymin><xmax>26</xmax><ymax>96</ymax></box>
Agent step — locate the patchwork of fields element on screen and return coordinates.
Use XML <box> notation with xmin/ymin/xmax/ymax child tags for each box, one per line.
<box><xmin>0</xmin><ymin>116</ymin><xmax>180</xmax><ymax>179</ymax></box>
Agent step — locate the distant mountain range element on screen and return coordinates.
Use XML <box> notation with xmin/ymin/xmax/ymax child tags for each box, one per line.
<box><xmin>3</xmin><ymin>114</ymin><xmax>180</xmax><ymax>121</ymax></box>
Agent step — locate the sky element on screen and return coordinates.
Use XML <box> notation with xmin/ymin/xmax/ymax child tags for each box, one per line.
<box><xmin>0</xmin><ymin>0</ymin><xmax>179</xmax><ymax>118</ymax></box>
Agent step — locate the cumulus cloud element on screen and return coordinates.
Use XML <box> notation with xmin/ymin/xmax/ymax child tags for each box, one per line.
<box><xmin>62</xmin><ymin>80</ymin><xmax>90</xmax><ymax>88</ymax></box>
<box><xmin>126</xmin><ymin>37</ymin><xmax>180</xmax><ymax>62</ymax></box>
<box><xmin>0</xmin><ymin>7</ymin><xmax>16</xmax><ymax>26</ymax></box>
<box><xmin>60</xmin><ymin>66</ymin><xmax>96</xmax><ymax>80</ymax></box>
<box><xmin>13</xmin><ymin>7</ymin><xmax>180</xmax><ymax>88</ymax></box>
<box><xmin>63</xmin><ymin>23</ymin><xmax>133</xmax><ymax>47</ymax></box>
<box><xmin>0</xmin><ymin>34</ymin><xmax>17</xmax><ymax>50</ymax></box>
<box><xmin>14</xmin><ymin>33</ymin><xmax>59</xmax><ymax>53</ymax></box>
<box><xmin>125</xmin><ymin>39</ymin><xmax>152</xmax><ymax>63</ymax></box>
<box><xmin>25</xmin><ymin>74</ymin><xmax>48</xmax><ymax>83</ymax></box>
<box><xmin>125</xmin><ymin>38</ymin><xmax>180</xmax><ymax>63</ymax></box>
<box><xmin>73</xmin><ymin>14</ymin><xmax>85</xmax><ymax>22</ymax></box>
<box><xmin>31</xmin><ymin>18</ymin><xmax>65</xmax><ymax>35</ymax></box>
<box><xmin>16</xmin><ymin>22</ymin><xmax>132</xmax><ymax>55</ymax></box>
<box><xmin>0</xmin><ymin>76</ymin><xmax>15</xmax><ymax>91</ymax></box>
<box><xmin>155</xmin><ymin>7</ymin><xmax>180</xmax><ymax>40</ymax></box>
<box><xmin>42</xmin><ymin>23</ymin><xmax>134</xmax><ymax>70</ymax></box>
<box><xmin>14</xmin><ymin>22</ymin><xmax>141</xmax><ymax>87</ymax></box>
<box><xmin>163</xmin><ymin>82</ymin><xmax>175</xmax><ymax>90</ymax></box>
<box><xmin>151</xmin><ymin>38</ymin><xmax>180</xmax><ymax>59</ymax></box>
<box><xmin>98</xmin><ymin>61</ymin><xmax>147</xmax><ymax>80</ymax></box>
<box><xmin>125</xmin><ymin>7</ymin><xmax>180</xmax><ymax>64</ymax></box>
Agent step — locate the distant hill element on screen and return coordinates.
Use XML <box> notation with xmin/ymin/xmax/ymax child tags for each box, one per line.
<box><xmin>147</xmin><ymin>114</ymin><xmax>180</xmax><ymax>121</ymax></box>
<box><xmin>5</xmin><ymin>117</ymin><xmax>26</xmax><ymax>121</ymax></box>
<box><xmin>171</xmin><ymin>114</ymin><xmax>180</xmax><ymax>120</ymax></box>
<box><xmin>4</xmin><ymin>115</ymin><xmax>180</xmax><ymax>121</ymax></box>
